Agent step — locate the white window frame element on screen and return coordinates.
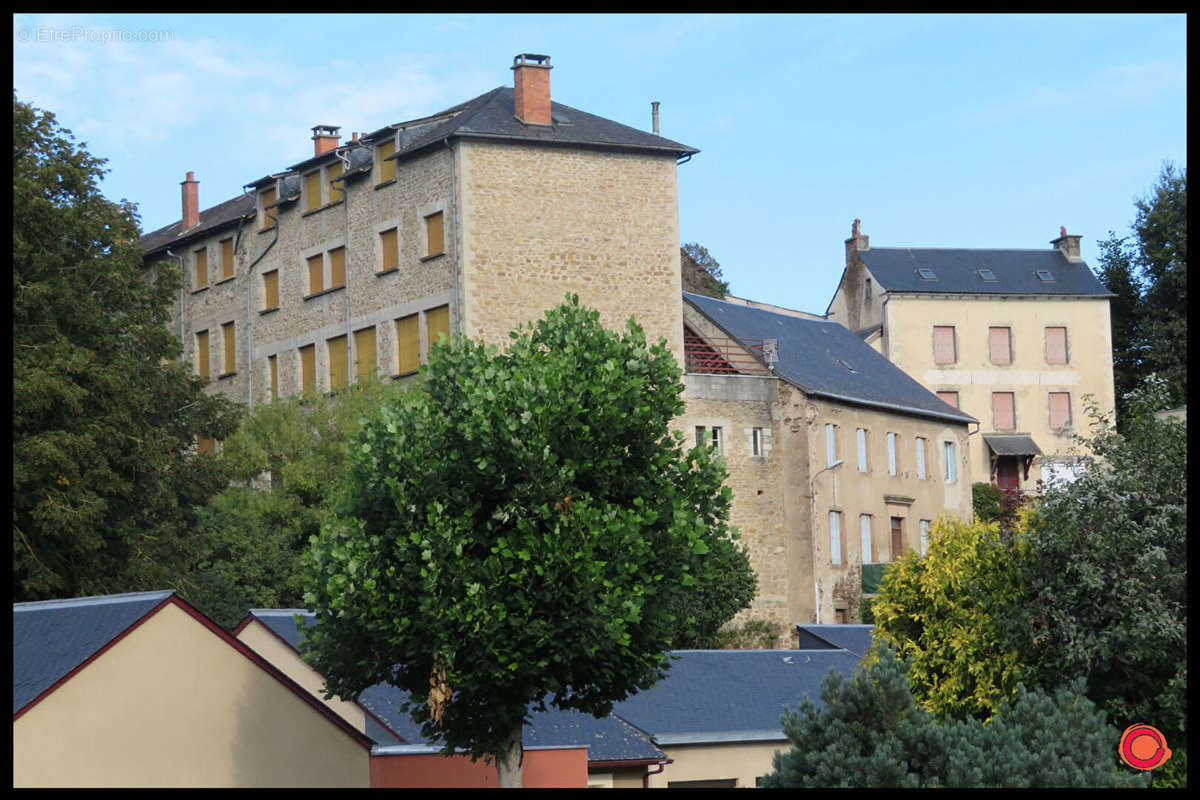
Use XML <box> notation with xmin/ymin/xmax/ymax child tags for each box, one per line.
<box><xmin>920</xmin><ymin>519</ymin><xmax>931</xmax><ymax>556</ymax></box>
<box><xmin>829</xmin><ymin>511</ymin><xmax>842</xmax><ymax>566</ymax></box>
<box><xmin>887</xmin><ymin>432</ymin><xmax>898</xmax><ymax>476</ymax></box>
<box><xmin>915</xmin><ymin>437</ymin><xmax>927</xmax><ymax>480</ymax></box>
<box><xmin>856</xmin><ymin>428</ymin><xmax>868</xmax><ymax>473</ymax></box>
<box><xmin>860</xmin><ymin>514</ymin><xmax>873</xmax><ymax>564</ymax></box>
<box><xmin>826</xmin><ymin>423</ymin><xmax>838</xmax><ymax>467</ymax></box>
<box><xmin>695</xmin><ymin>425</ymin><xmax>706</xmax><ymax>448</ymax></box>
<box><xmin>711</xmin><ymin>426</ymin><xmax>723</xmax><ymax>455</ymax></box>
<box><xmin>943</xmin><ymin>440</ymin><xmax>958</xmax><ymax>484</ymax></box>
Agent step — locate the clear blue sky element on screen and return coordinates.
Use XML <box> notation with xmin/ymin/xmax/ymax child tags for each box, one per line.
<box><xmin>13</xmin><ymin>13</ymin><xmax>1186</xmax><ymax>314</ymax></box>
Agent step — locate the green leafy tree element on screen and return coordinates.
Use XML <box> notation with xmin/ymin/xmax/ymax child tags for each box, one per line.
<box><xmin>870</xmin><ymin>517</ymin><xmax>1030</xmax><ymax>721</ymax></box>
<box><xmin>1094</xmin><ymin>233</ymin><xmax>1145</xmax><ymax>425</ymax></box>
<box><xmin>681</xmin><ymin>242</ymin><xmax>729</xmax><ymax>298</ymax></box>
<box><xmin>1134</xmin><ymin>162</ymin><xmax>1186</xmax><ymax>408</ymax></box>
<box><xmin>13</xmin><ymin>94</ymin><xmax>241</xmax><ymax>601</ymax></box>
<box><xmin>1018</xmin><ymin>378</ymin><xmax>1187</xmax><ymax>742</ymax></box>
<box><xmin>761</xmin><ymin>645</ymin><xmax>1146</xmax><ymax>788</ymax></box>
<box><xmin>185</xmin><ymin>377</ymin><xmax>406</xmax><ymax>629</ymax></box>
<box><xmin>299</xmin><ymin>297</ymin><xmax>753</xmax><ymax>786</ymax></box>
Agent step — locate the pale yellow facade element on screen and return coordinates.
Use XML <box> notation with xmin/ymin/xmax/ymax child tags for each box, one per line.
<box><xmin>649</xmin><ymin>741</ymin><xmax>784</xmax><ymax>788</ymax></box>
<box><xmin>13</xmin><ymin>602</ymin><xmax>369</xmax><ymax>788</ymax></box>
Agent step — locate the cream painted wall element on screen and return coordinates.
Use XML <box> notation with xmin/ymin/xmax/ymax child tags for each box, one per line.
<box><xmin>649</xmin><ymin>741</ymin><xmax>785</xmax><ymax>788</ymax></box>
<box><xmin>14</xmin><ymin>602</ymin><xmax>369</xmax><ymax>788</ymax></box>
<box><xmin>882</xmin><ymin>294</ymin><xmax>1114</xmax><ymax>490</ymax></box>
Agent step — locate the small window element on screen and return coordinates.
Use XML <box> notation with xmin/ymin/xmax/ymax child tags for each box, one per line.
<box><xmin>711</xmin><ymin>426</ymin><xmax>723</xmax><ymax>454</ymax></box>
<box><xmin>1049</xmin><ymin>391</ymin><xmax>1072</xmax><ymax>430</ymax></box>
<box><xmin>860</xmin><ymin>514</ymin><xmax>874</xmax><ymax>563</ymax></box>
<box><xmin>918</xmin><ymin>267</ymin><xmax>937</xmax><ymax>281</ymax></box>
<box><xmin>856</xmin><ymin>428</ymin><xmax>868</xmax><ymax>473</ymax></box>
<box><xmin>834</xmin><ymin>608</ymin><xmax>847</xmax><ymax>625</ymax></box>
<box><xmin>268</xmin><ymin>354</ymin><xmax>278</xmax><ymax>400</ymax></box>
<box><xmin>262</xmin><ymin>270</ymin><xmax>279</xmax><ymax>311</ymax></box>
<box><xmin>354</xmin><ymin>326</ymin><xmax>377</xmax><ymax>382</ymax></box>
<box><xmin>379</xmin><ymin>227</ymin><xmax>399</xmax><ymax>272</ymax></box>
<box><xmin>864</xmin><ymin>278</ymin><xmax>872</xmax><ymax>301</ymax></box>
<box><xmin>992</xmin><ymin>392</ymin><xmax>1016</xmax><ymax>431</ymax></box>
<box><xmin>1036</xmin><ymin>269</ymin><xmax>1056</xmax><ymax>282</ymax></box>
<box><xmin>304</xmin><ymin>170</ymin><xmax>323</xmax><ymax>212</ymax></box>
<box><xmin>752</xmin><ymin>427</ymin><xmax>763</xmax><ymax>457</ymax></box>
<box><xmin>377</xmin><ymin>137</ymin><xmax>397</xmax><ymax>183</ymax></box>
<box><xmin>932</xmin><ymin>326</ymin><xmax>956</xmax><ymax>365</ymax></box>
<box><xmin>424</xmin><ymin>211</ymin><xmax>445</xmax><ymax>258</ymax></box>
<box><xmin>890</xmin><ymin>517</ymin><xmax>905</xmax><ymax>560</ymax></box>
<box><xmin>829</xmin><ymin>511</ymin><xmax>842</xmax><ymax>566</ymax></box>
<box><xmin>220</xmin><ymin>321</ymin><xmax>236</xmax><ymax>376</ymax></box>
<box><xmin>936</xmin><ymin>390</ymin><xmax>959</xmax><ymax>409</ymax></box>
<box><xmin>259</xmin><ymin>186</ymin><xmax>277</xmax><ymax>230</ymax></box>
<box><xmin>327</xmin><ymin>160</ymin><xmax>344</xmax><ymax>204</ymax></box>
<box><xmin>307</xmin><ymin>254</ymin><xmax>324</xmax><ymax>295</ymax></box>
<box><xmin>329</xmin><ymin>246</ymin><xmax>346</xmax><ymax>289</ymax></box>
<box><xmin>943</xmin><ymin>440</ymin><xmax>958</xmax><ymax>484</ymax></box>
<box><xmin>988</xmin><ymin>326</ymin><xmax>1012</xmax><ymax>365</ymax></box>
<box><xmin>425</xmin><ymin>305</ymin><xmax>450</xmax><ymax>357</ymax></box>
<box><xmin>396</xmin><ymin>314</ymin><xmax>420</xmax><ymax>375</ymax></box>
<box><xmin>887</xmin><ymin>432</ymin><xmax>899</xmax><ymax>476</ymax></box>
<box><xmin>695</xmin><ymin>426</ymin><xmax>706</xmax><ymax>448</ymax></box>
<box><xmin>220</xmin><ymin>238</ymin><xmax>235</xmax><ymax>280</ymax></box>
<box><xmin>977</xmin><ymin>268</ymin><xmax>997</xmax><ymax>281</ymax></box>
<box><xmin>825</xmin><ymin>423</ymin><xmax>838</xmax><ymax>467</ymax></box>
<box><xmin>328</xmin><ymin>335</ymin><xmax>348</xmax><ymax>391</ymax></box>
<box><xmin>194</xmin><ymin>247</ymin><xmax>208</xmax><ymax>289</ymax></box>
<box><xmin>920</xmin><ymin>519</ymin><xmax>931</xmax><ymax>556</ymax></box>
<box><xmin>299</xmin><ymin>344</ymin><xmax>317</xmax><ymax>393</ymax></box>
<box><xmin>195</xmin><ymin>329</ymin><xmax>210</xmax><ymax>378</ymax></box>
<box><xmin>915</xmin><ymin>437</ymin><xmax>927</xmax><ymax>480</ymax></box>
<box><xmin>1045</xmin><ymin>326</ymin><xmax>1068</xmax><ymax>365</ymax></box>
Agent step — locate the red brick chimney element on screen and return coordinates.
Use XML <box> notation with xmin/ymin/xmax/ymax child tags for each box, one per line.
<box><xmin>512</xmin><ymin>53</ymin><xmax>553</xmax><ymax>126</ymax></box>
<box><xmin>181</xmin><ymin>171</ymin><xmax>199</xmax><ymax>230</ymax></box>
<box><xmin>1051</xmin><ymin>226</ymin><xmax>1082</xmax><ymax>261</ymax></box>
<box><xmin>312</xmin><ymin>125</ymin><xmax>341</xmax><ymax>156</ymax></box>
<box><xmin>845</xmin><ymin>218</ymin><xmax>869</xmax><ymax>262</ymax></box>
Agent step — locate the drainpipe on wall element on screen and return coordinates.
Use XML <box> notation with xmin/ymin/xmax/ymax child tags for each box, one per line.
<box><xmin>334</xmin><ymin>147</ymin><xmax>353</xmax><ymax>387</ymax></box>
<box><xmin>443</xmin><ymin>137</ymin><xmax>461</xmax><ymax>336</ymax></box>
<box><xmin>243</xmin><ymin>186</ymin><xmax>281</xmax><ymax>410</ymax></box>
<box><xmin>643</xmin><ymin>760</ymin><xmax>668</xmax><ymax>789</ymax></box>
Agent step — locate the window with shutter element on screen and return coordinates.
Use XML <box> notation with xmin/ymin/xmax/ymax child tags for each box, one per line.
<box><xmin>396</xmin><ymin>314</ymin><xmax>420</xmax><ymax>375</ymax></box>
<box><xmin>259</xmin><ymin>186</ymin><xmax>277</xmax><ymax>230</ymax></box>
<box><xmin>354</xmin><ymin>326</ymin><xmax>377</xmax><ymax>382</ymax></box>
<box><xmin>915</xmin><ymin>437</ymin><xmax>927</xmax><ymax>480</ymax></box>
<box><xmin>988</xmin><ymin>326</ymin><xmax>1012</xmax><ymax>365</ymax></box>
<box><xmin>268</xmin><ymin>354</ymin><xmax>278</xmax><ymax>400</ymax></box>
<box><xmin>1049</xmin><ymin>392</ymin><xmax>1072</xmax><ymax>429</ymax></box>
<box><xmin>1045</xmin><ymin>326</ymin><xmax>1068</xmax><ymax>364</ymax></box>
<box><xmin>380</xmin><ymin>227</ymin><xmax>399</xmax><ymax>272</ymax></box>
<box><xmin>195</xmin><ymin>330</ymin><xmax>209</xmax><ymax>378</ymax></box>
<box><xmin>263</xmin><ymin>270</ymin><xmax>279</xmax><ymax>310</ymax></box>
<box><xmin>299</xmin><ymin>344</ymin><xmax>316</xmax><ymax>393</ymax></box>
<box><xmin>329</xmin><ymin>247</ymin><xmax>346</xmax><ymax>289</ymax></box>
<box><xmin>425</xmin><ymin>211</ymin><xmax>444</xmax><ymax>257</ymax></box>
<box><xmin>307</xmin><ymin>254</ymin><xmax>324</xmax><ymax>295</ymax></box>
<box><xmin>377</xmin><ymin>138</ymin><xmax>397</xmax><ymax>183</ymax></box>
<box><xmin>943</xmin><ymin>441</ymin><xmax>958</xmax><ymax>483</ymax></box>
<box><xmin>328</xmin><ymin>335</ymin><xmax>348</xmax><ymax>391</ymax></box>
<box><xmin>992</xmin><ymin>392</ymin><xmax>1016</xmax><ymax>430</ymax></box>
<box><xmin>220</xmin><ymin>238</ymin><xmax>234</xmax><ymax>280</ymax></box>
<box><xmin>887</xmin><ymin>432</ymin><xmax>898</xmax><ymax>476</ymax></box>
<box><xmin>304</xmin><ymin>170</ymin><xmax>322</xmax><ymax>212</ymax></box>
<box><xmin>936</xmin><ymin>391</ymin><xmax>959</xmax><ymax>408</ymax></box>
<box><xmin>425</xmin><ymin>305</ymin><xmax>450</xmax><ymax>356</ymax></box>
<box><xmin>860</xmin><ymin>514</ymin><xmax>873</xmax><ymax>563</ymax></box>
<box><xmin>825</xmin><ymin>423</ymin><xmax>838</xmax><ymax>467</ymax></box>
<box><xmin>932</xmin><ymin>326</ymin><xmax>956</xmax><ymax>364</ymax></box>
<box><xmin>857</xmin><ymin>428</ymin><xmax>868</xmax><ymax>472</ymax></box>
<box><xmin>194</xmin><ymin>247</ymin><xmax>208</xmax><ymax>289</ymax></box>
<box><xmin>327</xmin><ymin>160</ymin><xmax>344</xmax><ymax>203</ymax></box>
<box><xmin>221</xmin><ymin>321</ymin><xmax>235</xmax><ymax>376</ymax></box>
<box><xmin>829</xmin><ymin>511</ymin><xmax>842</xmax><ymax>566</ymax></box>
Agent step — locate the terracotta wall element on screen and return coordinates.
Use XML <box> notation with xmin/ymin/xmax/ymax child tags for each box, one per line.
<box><xmin>370</xmin><ymin>747</ymin><xmax>588</xmax><ymax>788</ymax></box>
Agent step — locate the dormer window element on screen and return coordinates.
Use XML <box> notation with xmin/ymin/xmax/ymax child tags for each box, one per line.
<box><xmin>1036</xmin><ymin>270</ymin><xmax>1056</xmax><ymax>282</ymax></box>
<box><xmin>377</xmin><ymin>136</ymin><xmax>397</xmax><ymax>184</ymax></box>
<box><xmin>917</xmin><ymin>268</ymin><xmax>937</xmax><ymax>281</ymax></box>
<box><xmin>977</xmin><ymin>268</ymin><xmax>997</xmax><ymax>281</ymax></box>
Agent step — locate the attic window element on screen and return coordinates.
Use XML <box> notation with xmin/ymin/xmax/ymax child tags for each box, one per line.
<box><xmin>917</xmin><ymin>268</ymin><xmax>937</xmax><ymax>281</ymax></box>
<box><xmin>551</xmin><ymin>112</ymin><xmax>572</xmax><ymax>125</ymax></box>
<box><xmin>977</xmin><ymin>269</ymin><xmax>997</xmax><ymax>281</ymax></box>
<box><xmin>1036</xmin><ymin>270</ymin><xmax>1056</xmax><ymax>282</ymax></box>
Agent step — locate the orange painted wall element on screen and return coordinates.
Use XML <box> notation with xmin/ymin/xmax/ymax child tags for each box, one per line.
<box><xmin>370</xmin><ymin>747</ymin><xmax>588</xmax><ymax>788</ymax></box>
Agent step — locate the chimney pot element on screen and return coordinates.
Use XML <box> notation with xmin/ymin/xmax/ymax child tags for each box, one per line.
<box><xmin>651</xmin><ymin>101</ymin><xmax>660</xmax><ymax>135</ymax></box>
<box><xmin>845</xmin><ymin>218</ymin><xmax>869</xmax><ymax>260</ymax></box>
<box><xmin>312</xmin><ymin>125</ymin><xmax>341</xmax><ymax>156</ymax></box>
<box><xmin>181</xmin><ymin>172</ymin><xmax>199</xmax><ymax>230</ymax></box>
<box><xmin>512</xmin><ymin>53</ymin><xmax>553</xmax><ymax>126</ymax></box>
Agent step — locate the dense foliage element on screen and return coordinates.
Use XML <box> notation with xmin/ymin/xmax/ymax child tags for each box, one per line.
<box><xmin>13</xmin><ymin>94</ymin><xmax>240</xmax><ymax>601</ymax></box>
<box><xmin>761</xmin><ymin>646</ymin><xmax>1147</xmax><ymax>788</ymax></box>
<box><xmin>299</xmin><ymin>297</ymin><xmax>753</xmax><ymax>784</ymax></box>
<box><xmin>681</xmin><ymin>242</ymin><xmax>729</xmax><ymax>298</ymax></box>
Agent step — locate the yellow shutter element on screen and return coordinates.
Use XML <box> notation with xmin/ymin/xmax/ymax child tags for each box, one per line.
<box><xmin>380</xmin><ymin>228</ymin><xmax>399</xmax><ymax>272</ymax></box>
<box><xmin>328</xmin><ymin>335</ymin><xmax>348</xmax><ymax>391</ymax></box>
<box><xmin>425</xmin><ymin>211</ymin><xmax>444</xmax><ymax>257</ymax></box>
<box><xmin>425</xmin><ymin>305</ymin><xmax>450</xmax><ymax>356</ymax></box>
<box><xmin>260</xmin><ymin>187</ymin><xmax>276</xmax><ymax>229</ymax></box>
<box><xmin>327</xmin><ymin>161</ymin><xmax>344</xmax><ymax>203</ymax></box>
<box><xmin>195</xmin><ymin>248</ymin><xmax>208</xmax><ymax>288</ymax></box>
<box><xmin>196</xmin><ymin>330</ymin><xmax>209</xmax><ymax>378</ymax></box>
<box><xmin>221</xmin><ymin>238</ymin><xmax>234</xmax><ymax>280</ymax></box>
<box><xmin>263</xmin><ymin>270</ymin><xmax>279</xmax><ymax>310</ymax></box>
<box><xmin>354</xmin><ymin>326</ymin><xmax>377</xmax><ymax>382</ymax></box>
<box><xmin>304</xmin><ymin>170</ymin><xmax>322</xmax><ymax>211</ymax></box>
<box><xmin>221</xmin><ymin>321</ymin><xmax>235</xmax><ymax>375</ymax></box>
<box><xmin>329</xmin><ymin>247</ymin><xmax>346</xmax><ymax>289</ymax></box>
<box><xmin>378</xmin><ymin>139</ymin><xmax>397</xmax><ymax>183</ymax></box>
<box><xmin>300</xmin><ymin>345</ymin><xmax>316</xmax><ymax>393</ymax></box>
<box><xmin>268</xmin><ymin>354</ymin><xmax>278</xmax><ymax>400</ymax></box>
<box><xmin>196</xmin><ymin>436</ymin><xmax>215</xmax><ymax>455</ymax></box>
<box><xmin>307</xmin><ymin>254</ymin><xmax>324</xmax><ymax>295</ymax></box>
<box><xmin>396</xmin><ymin>315</ymin><xmax>419</xmax><ymax>374</ymax></box>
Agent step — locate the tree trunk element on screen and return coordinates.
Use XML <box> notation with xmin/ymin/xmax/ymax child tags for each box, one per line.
<box><xmin>495</xmin><ymin>722</ymin><xmax>524</xmax><ymax>788</ymax></box>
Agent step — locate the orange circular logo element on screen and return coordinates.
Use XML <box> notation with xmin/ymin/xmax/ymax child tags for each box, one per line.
<box><xmin>1118</xmin><ymin>724</ymin><xmax>1172</xmax><ymax>771</ymax></box>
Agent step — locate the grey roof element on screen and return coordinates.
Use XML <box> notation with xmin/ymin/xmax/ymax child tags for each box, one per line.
<box><xmin>13</xmin><ymin>590</ymin><xmax>174</xmax><ymax>714</ymax></box>
<box><xmin>794</xmin><ymin>625</ymin><xmax>875</xmax><ymax>658</ymax></box>
<box><xmin>859</xmin><ymin>247</ymin><xmax>1113</xmax><ymax>296</ymax></box>
<box><xmin>982</xmin><ymin>433</ymin><xmax>1043</xmax><ymax>457</ymax></box>
<box><xmin>684</xmin><ymin>292</ymin><xmax>976</xmax><ymax>425</ymax></box>
<box><xmin>246</xmin><ymin>610</ymin><xmax>664</xmax><ymax>762</ymax></box>
<box><xmin>140</xmin><ymin>192</ymin><xmax>255</xmax><ymax>257</ymax></box>
<box><xmin>611</xmin><ymin>649</ymin><xmax>862</xmax><ymax>744</ymax></box>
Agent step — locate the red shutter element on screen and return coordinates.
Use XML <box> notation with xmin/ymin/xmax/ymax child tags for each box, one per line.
<box><xmin>992</xmin><ymin>392</ymin><xmax>1015</xmax><ymax>430</ymax></box>
<box><xmin>1049</xmin><ymin>392</ymin><xmax>1071</xmax><ymax>429</ymax></box>
<box><xmin>989</xmin><ymin>327</ymin><xmax>1012</xmax><ymax>364</ymax></box>
<box><xmin>1045</xmin><ymin>327</ymin><xmax>1068</xmax><ymax>364</ymax></box>
<box><xmin>933</xmin><ymin>326</ymin><xmax>956</xmax><ymax>364</ymax></box>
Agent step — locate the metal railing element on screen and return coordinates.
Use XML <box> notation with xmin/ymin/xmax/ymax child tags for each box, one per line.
<box><xmin>683</xmin><ymin>329</ymin><xmax>771</xmax><ymax>375</ymax></box>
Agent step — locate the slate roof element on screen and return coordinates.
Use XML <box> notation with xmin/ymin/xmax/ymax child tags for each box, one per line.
<box><xmin>793</xmin><ymin>625</ymin><xmax>875</xmax><ymax>658</ymax></box>
<box><xmin>982</xmin><ymin>433</ymin><xmax>1043</xmax><ymax>457</ymax></box>
<box><xmin>611</xmin><ymin>649</ymin><xmax>862</xmax><ymax>745</ymax></box>
<box><xmin>858</xmin><ymin>247</ymin><xmax>1113</xmax><ymax>297</ymax></box>
<box><xmin>246</xmin><ymin>610</ymin><xmax>665</xmax><ymax>762</ymax></box>
<box><xmin>684</xmin><ymin>292</ymin><xmax>977</xmax><ymax>425</ymax></box>
<box><xmin>140</xmin><ymin>192</ymin><xmax>256</xmax><ymax>258</ymax></box>
<box><xmin>13</xmin><ymin>590</ymin><xmax>174</xmax><ymax>715</ymax></box>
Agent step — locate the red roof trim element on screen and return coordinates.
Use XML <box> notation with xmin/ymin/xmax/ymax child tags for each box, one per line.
<box><xmin>13</xmin><ymin>592</ymin><xmax>175</xmax><ymax>721</ymax></box>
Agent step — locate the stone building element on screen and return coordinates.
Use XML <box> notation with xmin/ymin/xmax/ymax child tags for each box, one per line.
<box><xmin>825</xmin><ymin>221</ymin><xmax>1116</xmax><ymax>492</ymax></box>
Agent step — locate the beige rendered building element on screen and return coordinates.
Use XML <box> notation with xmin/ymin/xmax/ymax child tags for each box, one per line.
<box><xmin>826</xmin><ymin>221</ymin><xmax>1116</xmax><ymax>493</ymax></box>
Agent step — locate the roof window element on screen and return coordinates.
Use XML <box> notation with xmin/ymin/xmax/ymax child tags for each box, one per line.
<box><xmin>1036</xmin><ymin>270</ymin><xmax>1056</xmax><ymax>282</ymax></box>
<box><xmin>977</xmin><ymin>268</ymin><xmax>997</xmax><ymax>281</ymax></box>
<box><xmin>917</xmin><ymin>268</ymin><xmax>937</xmax><ymax>281</ymax></box>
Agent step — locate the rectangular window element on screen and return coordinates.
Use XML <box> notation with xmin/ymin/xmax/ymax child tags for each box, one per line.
<box><xmin>195</xmin><ymin>330</ymin><xmax>209</xmax><ymax>378</ymax></box>
<box><xmin>307</xmin><ymin>254</ymin><xmax>324</xmax><ymax>295</ymax></box>
<box><xmin>299</xmin><ymin>344</ymin><xmax>316</xmax><ymax>393</ymax></box>
<box><xmin>890</xmin><ymin>517</ymin><xmax>905</xmax><ymax>560</ymax></box>
<box><xmin>752</xmin><ymin>427</ymin><xmax>763</xmax><ymax>457</ymax></box>
<box><xmin>396</xmin><ymin>314</ymin><xmax>420</xmax><ymax>375</ymax></box>
<box><xmin>864</xmin><ymin>278</ymin><xmax>872</xmax><ymax>301</ymax></box>
<box><xmin>992</xmin><ymin>392</ymin><xmax>1016</xmax><ymax>431</ymax></box>
<box><xmin>328</xmin><ymin>335</ymin><xmax>348</xmax><ymax>391</ymax></box>
<box><xmin>943</xmin><ymin>440</ymin><xmax>958</xmax><ymax>484</ymax></box>
<box><xmin>259</xmin><ymin>186</ymin><xmax>276</xmax><ymax>230</ymax></box>
<box><xmin>988</xmin><ymin>326</ymin><xmax>1012</xmax><ymax>365</ymax></box>
<box><xmin>920</xmin><ymin>519</ymin><xmax>931</xmax><ymax>556</ymax></box>
<box><xmin>711</xmin><ymin>426</ymin><xmax>723</xmax><ymax>454</ymax></box>
<box><xmin>887</xmin><ymin>432</ymin><xmax>899</xmax><ymax>476</ymax></box>
<box><xmin>377</xmin><ymin>138</ymin><xmax>397</xmax><ymax>183</ymax></box>
<box><xmin>695</xmin><ymin>426</ymin><xmax>706</xmax><ymax>448</ymax></box>
<box><xmin>220</xmin><ymin>238</ymin><xmax>235</xmax><ymax>280</ymax></box>
<box><xmin>1049</xmin><ymin>391</ymin><xmax>1072</xmax><ymax>430</ymax></box>
<box><xmin>425</xmin><ymin>304</ymin><xmax>450</xmax><ymax>356</ymax></box>
<box><xmin>932</xmin><ymin>325</ymin><xmax>956</xmax><ymax>365</ymax></box>
<box><xmin>380</xmin><ymin>227</ymin><xmax>399</xmax><ymax>272</ymax></box>
<box><xmin>196</xmin><ymin>436</ymin><xmax>216</xmax><ymax>455</ymax></box>
<box><xmin>915</xmin><ymin>437</ymin><xmax>927</xmax><ymax>480</ymax></box>
<box><xmin>194</xmin><ymin>247</ymin><xmax>208</xmax><ymax>289</ymax></box>
<box><xmin>221</xmin><ymin>321</ymin><xmax>235</xmax><ymax>376</ymax></box>
<box><xmin>304</xmin><ymin>170</ymin><xmax>322</xmax><ymax>212</ymax></box>
<box><xmin>327</xmin><ymin>160</ymin><xmax>344</xmax><ymax>203</ymax></box>
<box><xmin>860</xmin><ymin>514</ymin><xmax>873</xmax><ymax>563</ymax></box>
<box><xmin>829</xmin><ymin>511</ymin><xmax>842</xmax><ymax>566</ymax></box>
<box><xmin>1045</xmin><ymin>326</ymin><xmax>1068</xmax><ymax>365</ymax></box>
<box><xmin>263</xmin><ymin>270</ymin><xmax>279</xmax><ymax>310</ymax></box>
<box><xmin>856</xmin><ymin>428</ymin><xmax>868</xmax><ymax>473</ymax></box>
<box><xmin>936</xmin><ymin>391</ymin><xmax>959</xmax><ymax>409</ymax></box>
<box><xmin>354</xmin><ymin>326</ymin><xmax>377</xmax><ymax>382</ymax></box>
<box><xmin>425</xmin><ymin>211</ymin><xmax>445</xmax><ymax>257</ymax></box>
<box><xmin>825</xmin><ymin>423</ymin><xmax>838</xmax><ymax>467</ymax></box>
<box><xmin>268</xmin><ymin>354</ymin><xmax>278</xmax><ymax>400</ymax></box>
<box><xmin>329</xmin><ymin>246</ymin><xmax>346</xmax><ymax>289</ymax></box>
